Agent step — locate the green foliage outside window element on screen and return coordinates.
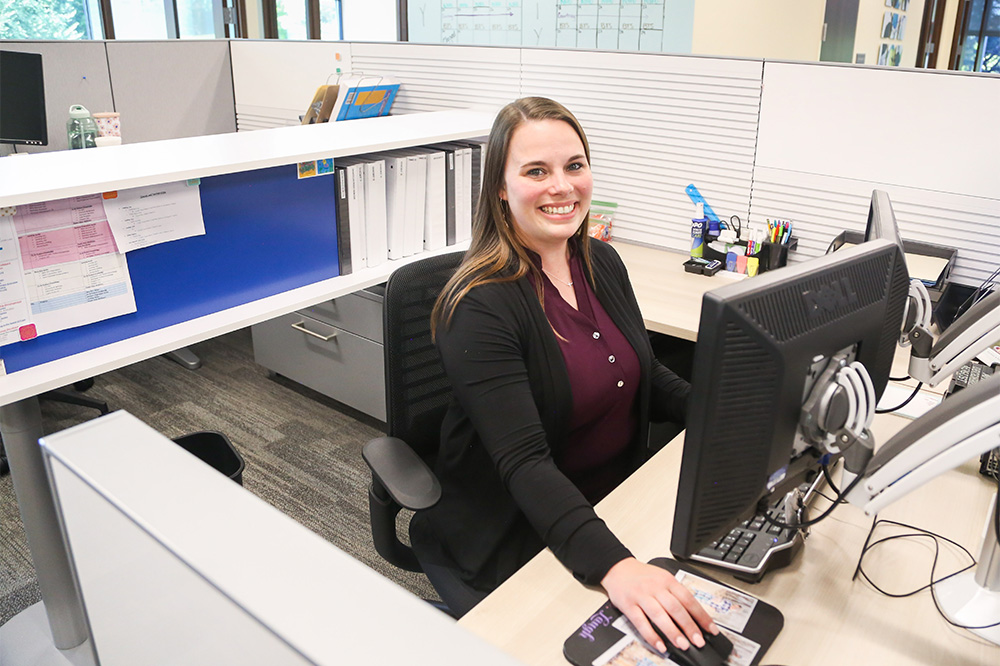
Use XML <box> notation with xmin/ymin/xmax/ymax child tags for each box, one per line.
<box><xmin>0</xmin><ymin>0</ymin><xmax>91</xmax><ymax>40</ymax></box>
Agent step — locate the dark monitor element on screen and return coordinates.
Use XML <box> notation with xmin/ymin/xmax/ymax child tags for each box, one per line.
<box><xmin>0</xmin><ymin>50</ymin><xmax>48</xmax><ymax>146</ymax></box>
<box><xmin>865</xmin><ymin>189</ymin><xmax>904</xmax><ymax>256</ymax></box>
<box><xmin>670</xmin><ymin>239</ymin><xmax>910</xmax><ymax>557</ymax></box>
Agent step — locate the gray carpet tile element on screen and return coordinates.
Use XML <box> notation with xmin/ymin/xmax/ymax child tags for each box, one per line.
<box><xmin>0</xmin><ymin>328</ymin><xmax>437</xmax><ymax>627</ymax></box>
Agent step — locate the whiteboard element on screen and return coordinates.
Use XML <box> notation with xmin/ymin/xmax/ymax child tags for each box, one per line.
<box><xmin>407</xmin><ymin>0</ymin><xmax>695</xmax><ymax>53</ymax></box>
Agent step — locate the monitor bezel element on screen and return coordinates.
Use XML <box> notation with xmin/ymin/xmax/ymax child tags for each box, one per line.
<box><xmin>0</xmin><ymin>50</ymin><xmax>49</xmax><ymax>147</ymax></box>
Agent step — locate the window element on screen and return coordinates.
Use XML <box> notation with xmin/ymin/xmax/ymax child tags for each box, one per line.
<box><xmin>953</xmin><ymin>0</ymin><xmax>1000</xmax><ymax>72</ymax></box>
<box><xmin>0</xmin><ymin>0</ymin><xmax>104</xmax><ymax>40</ymax></box>
<box><xmin>0</xmin><ymin>0</ymin><xmax>244</xmax><ymax>40</ymax></box>
<box><xmin>262</xmin><ymin>0</ymin><xmax>342</xmax><ymax>40</ymax></box>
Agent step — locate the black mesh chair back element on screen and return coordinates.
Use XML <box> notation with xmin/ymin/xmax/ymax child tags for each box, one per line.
<box><xmin>382</xmin><ymin>251</ymin><xmax>465</xmax><ymax>455</ymax></box>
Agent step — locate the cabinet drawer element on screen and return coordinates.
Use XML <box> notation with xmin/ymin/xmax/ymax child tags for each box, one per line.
<box><xmin>303</xmin><ymin>286</ymin><xmax>384</xmax><ymax>343</ymax></box>
<box><xmin>252</xmin><ymin>311</ymin><xmax>385</xmax><ymax>421</ymax></box>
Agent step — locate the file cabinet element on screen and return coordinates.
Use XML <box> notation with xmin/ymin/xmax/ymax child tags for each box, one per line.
<box><xmin>251</xmin><ymin>285</ymin><xmax>386</xmax><ymax>421</ymax></box>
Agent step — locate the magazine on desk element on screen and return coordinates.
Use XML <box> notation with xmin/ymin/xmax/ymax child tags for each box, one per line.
<box><xmin>564</xmin><ymin>558</ymin><xmax>783</xmax><ymax>666</ymax></box>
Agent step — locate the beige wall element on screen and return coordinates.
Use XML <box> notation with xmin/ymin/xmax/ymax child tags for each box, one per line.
<box><xmin>692</xmin><ymin>0</ymin><xmax>826</xmax><ymax>60</ymax></box>
<box><xmin>936</xmin><ymin>0</ymin><xmax>960</xmax><ymax>68</ymax></box>
<box><xmin>853</xmin><ymin>0</ymin><xmax>926</xmax><ymax>67</ymax></box>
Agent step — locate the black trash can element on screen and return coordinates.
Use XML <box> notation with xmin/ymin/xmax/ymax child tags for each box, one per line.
<box><xmin>171</xmin><ymin>431</ymin><xmax>245</xmax><ymax>486</ymax></box>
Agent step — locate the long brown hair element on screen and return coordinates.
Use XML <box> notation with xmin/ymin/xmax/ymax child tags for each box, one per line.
<box><xmin>431</xmin><ymin>97</ymin><xmax>595</xmax><ymax>335</ymax></box>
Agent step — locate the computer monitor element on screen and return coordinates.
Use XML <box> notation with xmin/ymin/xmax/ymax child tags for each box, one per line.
<box><xmin>0</xmin><ymin>50</ymin><xmax>48</xmax><ymax>146</ymax></box>
<box><xmin>865</xmin><ymin>189</ymin><xmax>904</xmax><ymax>255</ymax></box>
<box><xmin>670</xmin><ymin>238</ymin><xmax>910</xmax><ymax>558</ymax></box>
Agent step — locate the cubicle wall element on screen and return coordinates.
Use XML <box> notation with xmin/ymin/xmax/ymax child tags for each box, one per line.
<box><xmin>230</xmin><ymin>40</ymin><xmax>349</xmax><ymax>130</ymax></box>
<box><xmin>8</xmin><ymin>39</ymin><xmax>999</xmax><ymax>287</ymax></box>
<box><xmin>0</xmin><ymin>41</ymin><xmax>115</xmax><ymax>153</ymax></box>
<box><xmin>105</xmin><ymin>41</ymin><xmax>236</xmax><ymax>143</ymax></box>
<box><xmin>752</xmin><ymin>61</ymin><xmax>1000</xmax><ymax>286</ymax></box>
<box><xmin>518</xmin><ymin>49</ymin><xmax>761</xmax><ymax>250</ymax></box>
<box><xmin>2</xmin><ymin>40</ymin><xmax>236</xmax><ymax>152</ymax></box>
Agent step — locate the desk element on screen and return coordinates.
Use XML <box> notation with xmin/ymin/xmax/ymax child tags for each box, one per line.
<box><xmin>460</xmin><ymin>242</ymin><xmax>999</xmax><ymax>665</ymax></box>
<box><xmin>609</xmin><ymin>241</ymin><xmax>745</xmax><ymax>341</ymax></box>
<box><xmin>459</xmin><ymin>415</ymin><xmax>999</xmax><ymax>665</ymax></box>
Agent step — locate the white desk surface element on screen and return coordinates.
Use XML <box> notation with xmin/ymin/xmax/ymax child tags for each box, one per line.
<box><xmin>460</xmin><ymin>241</ymin><xmax>999</xmax><ymax>665</ymax></box>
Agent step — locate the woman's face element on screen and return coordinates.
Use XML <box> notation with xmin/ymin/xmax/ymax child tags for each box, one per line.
<box><xmin>500</xmin><ymin>118</ymin><xmax>593</xmax><ymax>253</ymax></box>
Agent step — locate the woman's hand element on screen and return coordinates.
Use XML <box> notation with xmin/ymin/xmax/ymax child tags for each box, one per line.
<box><xmin>601</xmin><ymin>557</ymin><xmax>718</xmax><ymax>654</ymax></box>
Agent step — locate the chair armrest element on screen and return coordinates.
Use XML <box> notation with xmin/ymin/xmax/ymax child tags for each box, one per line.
<box><xmin>362</xmin><ymin>436</ymin><xmax>441</xmax><ymax>511</ymax></box>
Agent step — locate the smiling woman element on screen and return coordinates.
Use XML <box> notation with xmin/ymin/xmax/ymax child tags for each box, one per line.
<box><xmin>414</xmin><ymin>97</ymin><xmax>719</xmax><ymax>658</ymax></box>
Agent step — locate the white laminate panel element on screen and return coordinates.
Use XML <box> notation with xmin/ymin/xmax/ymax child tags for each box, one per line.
<box><xmin>41</xmin><ymin>412</ymin><xmax>520</xmax><ymax>665</ymax></box>
<box><xmin>756</xmin><ymin>61</ymin><xmax>1000</xmax><ymax>201</ymax></box>
<box><xmin>0</xmin><ymin>110</ymin><xmax>494</xmax><ymax>207</ymax></box>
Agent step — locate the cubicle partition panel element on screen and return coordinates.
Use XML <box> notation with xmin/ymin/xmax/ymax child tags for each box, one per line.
<box><xmin>520</xmin><ymin>49</ymin><xmax>762</xmax><ymax>251</ymax></box>
<box><xmin>0</xmin><ymin>165</ymin><xmax>340</xmax><ymax>374</ymax></box>
<box><xmin>752</xmin><ymin>61</ymin><xmax>1000</xmax><ymax>286</ymax></box>
<box><xmin>349</xmin><ymin>42</ymin><xmax>521</xmax><ymax>115</ymax></box>
<box><xmin>0</xmin><ymin>41</ymin><xmax>115</xmax><ymax>154</ymax></box>
<box><xmin>105</xmin><ymin>41</ymin><xmax>237</xmax><ymax>143</ymax></box>
<box><xmin>230</xmin><ymin>40</ymin><xmax>350</xmax><ymax>131</ymax></box>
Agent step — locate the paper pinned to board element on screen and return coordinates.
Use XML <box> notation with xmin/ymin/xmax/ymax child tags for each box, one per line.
<box><xmin>103</xmin><ymin>180</ymin><xmax>206</xmax><ymax>253</ymax></box>
<box><xmin>1</xmin><ymin>194</ymin><xmax>136</xmax><ymax>346</ymax></box>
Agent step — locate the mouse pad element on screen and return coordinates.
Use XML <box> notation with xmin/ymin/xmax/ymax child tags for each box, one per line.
<box><xmin>563</xmin><ymin>558</ymin><xmax>783</xmax><ymax>666</ymax></box>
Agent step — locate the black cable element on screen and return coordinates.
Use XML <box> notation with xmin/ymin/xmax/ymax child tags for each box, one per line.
<box><xmin>888</xmin><ymin>375</ymin><xmax>911</xmax><ymax>382</ymax></box>
<box><xmin>856</xmin><ymin>518</ymin><xmax>1000</xmax><ymax>631</ymax></box>
<box><xmin>820</xmin><ymin>464</ymin><xmax>847</xmax><ymax>504</ymax></box>
<box><xmin>875</xmin><ymin>381</ymin><xmax>923</xmax><ymax>414</ymax></box>
<box><xmin>760</xmin><ymin>463</ymin><xmax>862</xmax><ymax>530</ymax></box>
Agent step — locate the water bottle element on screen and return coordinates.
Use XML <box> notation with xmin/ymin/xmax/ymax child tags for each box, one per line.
<box><xmin>66</xmin><ymin>105</ymin><xmax>98</xmax><ymax>150</ymax></box>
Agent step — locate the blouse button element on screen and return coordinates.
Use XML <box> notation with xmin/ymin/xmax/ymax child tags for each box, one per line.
<box><xmin>608</xmin><ymin>355</ymin><xmax>616</xmax><ymax>363</ymax></box>
<box><xmin>593</xmin><ymin>331</ymin><xmax>600</xmax><ymax>339</ymax></box>
<box><xmin>617</xmin><ymin>380</ymin><xmax>624</xmax><ymax>388</ymax></box>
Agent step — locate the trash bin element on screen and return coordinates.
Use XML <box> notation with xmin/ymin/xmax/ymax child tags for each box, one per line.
<box><xmin>171</xmin><ymin>431</ymin><xmax>245</xmax><ymax>486</ymax></box>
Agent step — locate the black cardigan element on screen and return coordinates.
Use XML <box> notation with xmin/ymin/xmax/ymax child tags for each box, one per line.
<box><xmin>411</xmin><ymin>240</ymin><xmax>690</xmax><ymax>592</ymax></box>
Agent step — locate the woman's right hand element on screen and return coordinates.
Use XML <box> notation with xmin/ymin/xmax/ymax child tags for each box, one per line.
<box><xmin>601</xmin><ymin>557</ymin><xmax>718</xmax><ymax>654</ymax></box>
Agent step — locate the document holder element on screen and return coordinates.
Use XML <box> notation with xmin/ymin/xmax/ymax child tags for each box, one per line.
<box><xmin>563</xmin><ymin>558</ymin><xmax>783</xmax><ymax>666</ymax></box>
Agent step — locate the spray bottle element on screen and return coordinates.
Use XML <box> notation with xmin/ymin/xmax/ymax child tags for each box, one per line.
<box><xmin>690</xmin><ymin>202</ymin><xmax>706</xmax><ymax>258</ymax></box>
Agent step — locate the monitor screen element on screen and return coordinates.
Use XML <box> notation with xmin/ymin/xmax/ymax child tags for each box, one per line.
<box><xmin>0</xmin><ymin>50</ymin><xmax>48</xmax><ymax>146</ymax></box>
<box><xmin>671</xmin><ymin>238</ymin><xmax>909</xmax><ymax>557</ymax></box>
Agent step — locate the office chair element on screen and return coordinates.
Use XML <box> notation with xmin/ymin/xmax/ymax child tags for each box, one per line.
<box><xmin>361</xmin><ymin>250</ymin><xmax>482</xmax><ymax>617</ymax></box>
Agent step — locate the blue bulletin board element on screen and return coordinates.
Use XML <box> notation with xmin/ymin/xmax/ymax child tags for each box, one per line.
<box><xmin>0</xmin><ymin>165</ymin><xmax>340</xmax><ymax>373</ymax></box>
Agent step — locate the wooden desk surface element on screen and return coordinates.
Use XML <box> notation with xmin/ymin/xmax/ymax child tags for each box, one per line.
<box><xmin>460</xmin><ymin>401</ymin><xmax>999</xmax><ymax>666</ymax></box>
<box><xmin>611</xmin><ymin>241</ymin><xmax>743</xmax><ymax>341</ymax></box>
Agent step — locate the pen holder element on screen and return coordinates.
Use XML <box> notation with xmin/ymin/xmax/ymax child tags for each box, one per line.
<box><xmin>750</xmin><ymin>237</ymin><xmax>798</xmax><ymax>273</ymax></box>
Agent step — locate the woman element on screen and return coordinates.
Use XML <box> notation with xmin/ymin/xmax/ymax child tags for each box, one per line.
<box><xmin>411</xmin><ymin>97</ymin><xmax>717</xmax><ymax>654</ymax></box>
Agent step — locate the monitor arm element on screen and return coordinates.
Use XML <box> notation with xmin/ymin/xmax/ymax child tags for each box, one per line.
<box><xmin>907</xmin><ymin>289</ymin><xmax>1000</xmax><ymax>387</ymax></box>
<box><xmin>842</xmin><ymin>373</ymin><xmax>1000</xmax><ymax>644</ymax></box>
<box><xmin>844</xmin><ymin>372</ymin><xmax>1000</xmax><ymax>515</ymax></box>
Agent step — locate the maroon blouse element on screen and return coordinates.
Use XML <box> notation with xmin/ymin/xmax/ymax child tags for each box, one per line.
<box><xmin>532</xmin><ymin>250</ymin><xmax>641</xmax><ymax>503</ymax></box>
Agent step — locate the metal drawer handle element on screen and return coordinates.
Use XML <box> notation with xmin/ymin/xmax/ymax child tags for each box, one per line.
<box><xmin>291</xmin><ymin>321</ymin><xmax>338</xmax><ymax>341</ymax></box>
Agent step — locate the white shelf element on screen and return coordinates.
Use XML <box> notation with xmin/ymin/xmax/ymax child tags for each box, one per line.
<box><xmin>0</xmin><ymin>109</ymin><xmax>494</xmax><ymax>207</ymax></box>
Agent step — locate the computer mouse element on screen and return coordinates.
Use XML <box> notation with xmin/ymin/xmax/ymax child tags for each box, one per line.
<box><xmin>654</xmin><ymin>626</ymin><xmax>734</xmax><ymax>666</ymax></box>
